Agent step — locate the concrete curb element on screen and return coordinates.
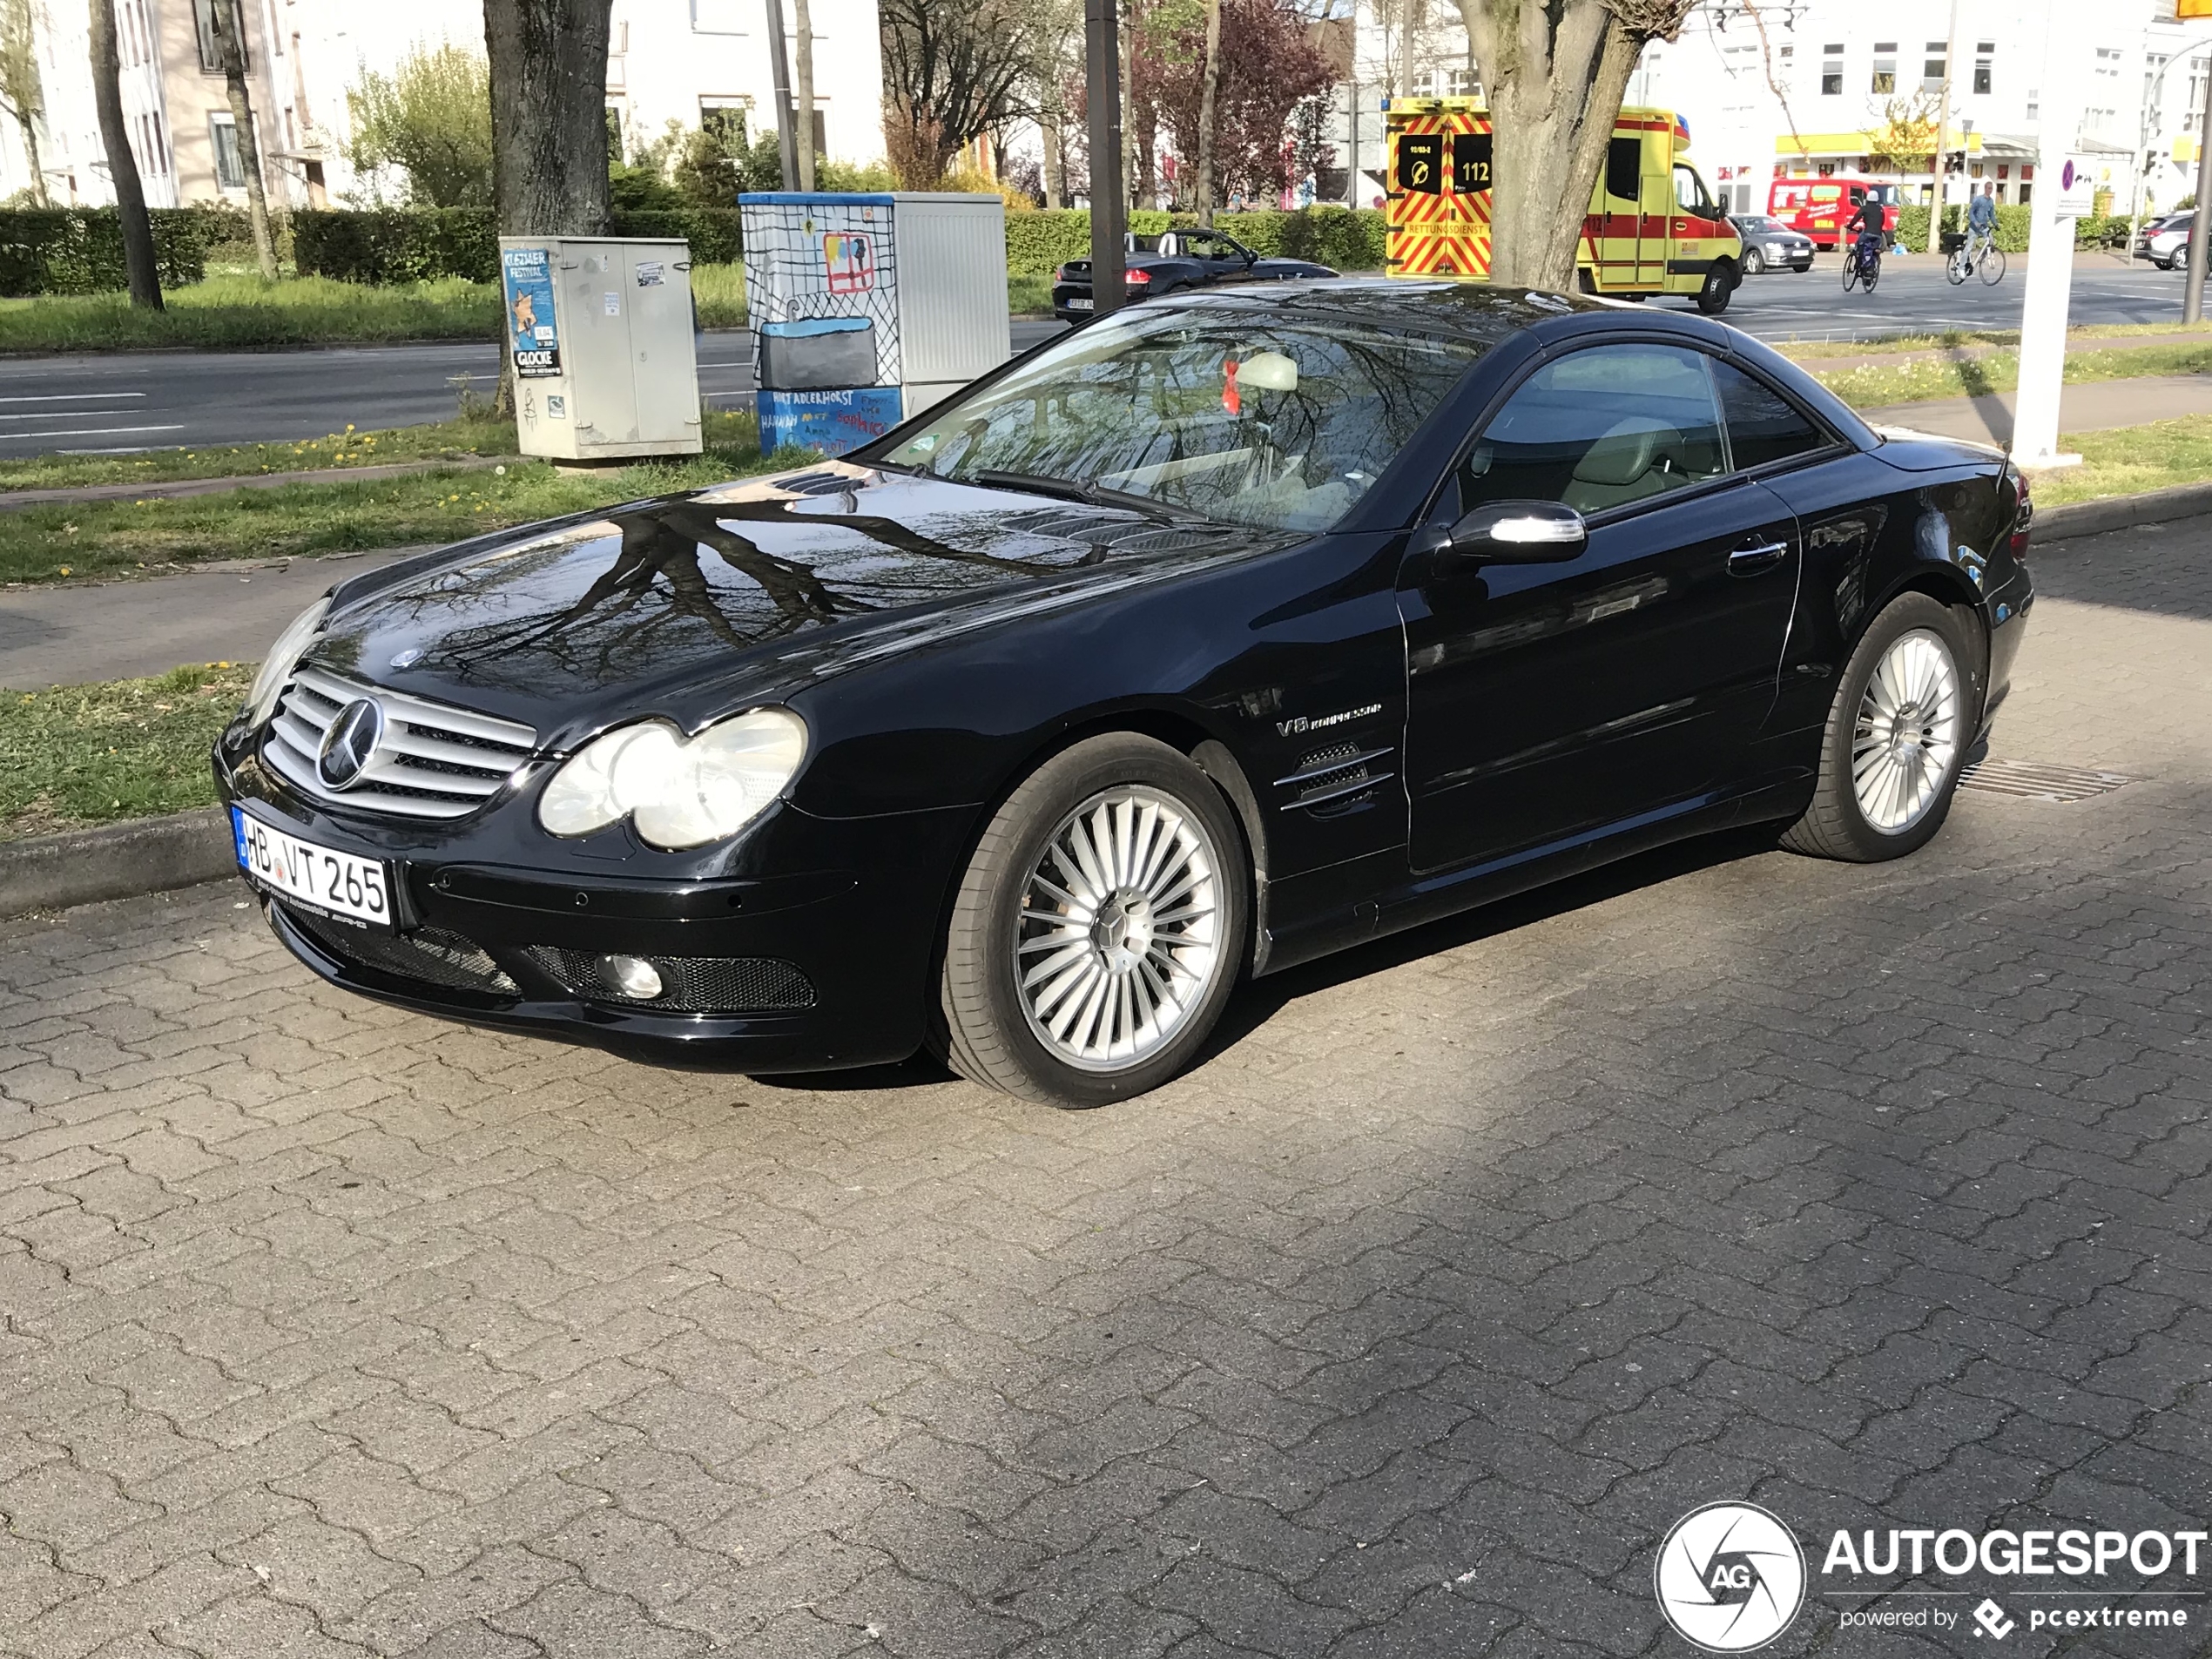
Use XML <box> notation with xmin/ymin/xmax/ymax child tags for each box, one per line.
<box><xmin>2034</xmin><ymin>480</ymin><xmax>2212</xmax><ymax>543</ymax></box>
<box><xmin>0</xmin><ymin>807</ymin><xmax>233</xmax><ymax>922</ymax></box>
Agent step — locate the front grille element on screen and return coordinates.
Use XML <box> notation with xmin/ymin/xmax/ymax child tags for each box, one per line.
<box><xmin>519</xmin><ymin>948</ymin><xmax>817</xmax><ymax>1014</ymax></box>
<box><xmin>283</xmin><ymin>907</ymin><xmax>518</xmax><ymax>996</ymax></box>
<box><xmin>263</xmin><ymin>664</ymin><xmax>539</xmax><ymax>822</ymax></box>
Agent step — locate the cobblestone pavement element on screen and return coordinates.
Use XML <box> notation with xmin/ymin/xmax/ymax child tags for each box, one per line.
<box><xmin>3</xmin><ymin>523</ymin><xmax>2209</xmax><ymax>1659</ymax></box>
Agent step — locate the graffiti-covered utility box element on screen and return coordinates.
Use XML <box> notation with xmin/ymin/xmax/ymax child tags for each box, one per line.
<box><xmin>499</xmin><ymin>236</ymin><xmax>702</xmax><ymax>462</ymax></box>
<box><xmin>740</xmin><ymin>192</ymin><xmax>1009</xmax><ymax>456</ymax></box>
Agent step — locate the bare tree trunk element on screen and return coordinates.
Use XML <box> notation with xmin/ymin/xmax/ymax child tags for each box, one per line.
<box><xmin>1193</xmin><ymin>0</ymin><xmax>1219</xmax><ymax>225</ymax></box>
<box><xmin>207</xmin><ymin>0</ymin><xmax>278</xmax><ymax>280</ymax></box>
<box><xmin>85</xmin><ymin>0</ymin><xmax>159</xmax><ymax>307</ymax></box>
<box><xmin>17</xmin><ymin>114</ymin><xmax>44</xmax><ymax>206</ymax></box>
<box><xmin>1399</xmin><ymin>0</ymin><xmax>1418</xmax><ymax>97</ymax></box>
<box><xmin>792</xmin><ymin>0</ymin><xmax>816</xmax><ymax>190</ymax></box>
<box><xmin>1042</xmin><ymin>118</ymin><xmax>1065</xmax><ymax>208</ymax></box>
<box><xmin>1455</xmin><ymin>0</ymin><xmax>1642</xmax><ymax>289</ymax></box>
<box><xmin>483</xmin><ymin>0</ymin><xmax>613</xmax><ymax>413</ymax></box>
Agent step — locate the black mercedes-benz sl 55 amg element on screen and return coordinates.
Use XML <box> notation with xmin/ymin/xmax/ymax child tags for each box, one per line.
<box><xmin>216</xmin><ymin>280</ymin><xmax>2033</xmax><ymax>1106</ymax></box>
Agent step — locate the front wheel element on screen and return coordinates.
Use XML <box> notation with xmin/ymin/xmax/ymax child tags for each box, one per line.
<box><xmin>937</xmin><ymin>733</ymin><xmax>1249</xmax><ymax>1106</ymax></box>
<box><xmin>1694</xmin><ymin>262</ymin><xmax>1735</xmax><ymax>314</ymax></box>
<box><xmin>1979</xmin><ymin>246</ymin><xmax>2006</xmax><ymax>285</ymax></box>
<box><xmin>1840</xmin><ymin>257</ymin><xmax>1859</xmax><ymax>293</ymax></box>
<box><xmin>1779</xmin><ymin>593</ymin><xmax>1980</xmax><ymax>863</ymax></box>
<box><xmin>1743</xmin><ymin>247</ymin><xmax>1764</xmax><ymax>275</ymax></box>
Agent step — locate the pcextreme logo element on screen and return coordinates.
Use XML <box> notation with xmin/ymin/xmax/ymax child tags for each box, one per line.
<box><xmin>1655</xmin><ymin>1502</ymin><xmax>1808</xmax><ymax>1652</ymax></box>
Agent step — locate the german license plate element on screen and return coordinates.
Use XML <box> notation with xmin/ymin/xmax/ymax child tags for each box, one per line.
<box><xmin>233</xmin><ymin>807</ymin><xmax>392</xmax><ymax>928</ymax></box>
<box><xmin>1066</xmin><ymin>296</ymin><xmax>1093</xmax><ymax>310</ymax></box>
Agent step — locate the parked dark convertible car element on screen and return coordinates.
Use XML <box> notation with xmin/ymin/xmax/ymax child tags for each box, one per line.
<box><xmin>219</xmin><ymin>281</ymin><xmax>2033</xmax><ymax>1106</ymax></box>
<box><xmin>1051</xmin><ymin>227</ymin><xmax>1338</xmax><ymax>321</ymax></box>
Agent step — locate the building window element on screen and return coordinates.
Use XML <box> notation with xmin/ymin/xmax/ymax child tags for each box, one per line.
<box><xmin>2026</xmin><ymin>86</ymin><xmax>2038</xmax><ymax>121</ymax></box>
<box><xmin>691</xmin><ymin>0</ymin><xmax>745</xmax><ymax>32</ymax></box>
<box><xmin>210</xmin><ymin>115</ymin><xmax>245</xmax><ymax>189</ymax></box>
<box><xmin>700</xmin><ymin>98</ymin><xmax>748</xmax><ymax>152</ymax></box>
<box><xmin>1922</xmin><ymin>41</ymin><xmax>1946</xmax><ymax>93</ymax></box>
<box><xmin>1871</xmin><ymin>44</ymin><xmax>1896</xmax><ymax>96</ymax></box>
<box><xmin>1973</xmin><ymin>43</ymin><xmax>1994</xmax><ymax>96</ymax></box>
<box><xmin>152</xmin><ymin>110</ymin><xmax>166</xmax><ymax>173</ymax></box>
<box><xmin>1820</xmin><ymin>44</ymin><xmax>1843</xmax><ymax>97</ymax></box>
<box><xmin>193</xmin><ymin>0</ymin><xmax>248</xmax><ymax>72</ymax></box>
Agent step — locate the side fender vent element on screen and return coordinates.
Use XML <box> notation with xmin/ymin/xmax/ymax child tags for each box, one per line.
<box><xmin>1274</xmin><ymin>742</ymin><xmax>1395</xmax><ymax>815</ymax></box>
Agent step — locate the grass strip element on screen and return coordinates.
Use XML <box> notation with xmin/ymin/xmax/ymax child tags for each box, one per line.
<box><xmin>0</xmin><ymin>409</ymin><xmax>808</xmax><ymax>585</ymax></box>
<box><xmin>1817</xmin><ymin>339</ymin><xmax>2212</xmax><ymax>409</ymax></box>
<box><xmin>0</xmin><ymin>414</ymin><xmax>519</xmax><ymax>493</ymax></box>
<box><xmin>2033</xmin><ymin>415</ymin><xmax>2212</xmax><ymax>506</ymax></box>
<box><xmin>0</xmin><ymin>662</ymin><xmax>252</xmax><ymax>839</ymax></box>
<box><xmin>1780</xmin><ymin>320</ymin><xmax>2212</xmax><ymax>362</ymax></box>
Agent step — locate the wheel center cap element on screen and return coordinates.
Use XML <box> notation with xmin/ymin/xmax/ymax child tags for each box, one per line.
<box><xmin>1090</xmin><ymin>891</ymin><xmax>1155</xmax><ymax>974</ymax></box>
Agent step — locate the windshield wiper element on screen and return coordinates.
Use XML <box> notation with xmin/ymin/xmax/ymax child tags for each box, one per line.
<box><xmin>969</xmin><ymin>469</ymin><xmax>1208</xmax><ymax>524</ymax></box>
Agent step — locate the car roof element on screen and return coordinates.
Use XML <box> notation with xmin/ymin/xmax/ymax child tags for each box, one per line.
<box><xmin>1161</xmin><ymin>277</ymin><xmax>1737</xmax><ymax>351</ymax></box>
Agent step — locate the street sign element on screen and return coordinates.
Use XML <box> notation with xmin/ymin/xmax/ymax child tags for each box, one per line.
<box><xmin>2053</xmin><ymin>155</ymin><xmax>2100</xmax><ymax>219</ymax></box>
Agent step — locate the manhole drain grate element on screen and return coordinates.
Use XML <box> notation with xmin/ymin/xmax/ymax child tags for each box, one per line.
<box><xmin>1959</xmin><ymin>759</ymin><xmax>2138</xmax><ymax>802</ymax></box>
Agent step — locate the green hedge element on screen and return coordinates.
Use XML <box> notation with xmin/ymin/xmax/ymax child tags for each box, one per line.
<box><xmin>0</xmin><ymin>206</ymin><xmax>248</xmax><ymax>297</ymax></box>
<box><xmin>1892</xmin><ymin>203</ymin><xmax>2139</xmax><ymax>254</ymax></box>
<box><xmin>293</xmin><ymin>207</ymin><xmax>742</xmax><ymax>283</ymax></box>
<box><xmin>1003</xmin><ymin>207</ymin><xmax>1388</xmax><ymax>275</ymax></box>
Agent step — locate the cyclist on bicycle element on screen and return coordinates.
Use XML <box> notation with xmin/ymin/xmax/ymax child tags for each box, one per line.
<box><xmin>1966</xmin><ymin>183</ymin><xmax>1997</xmax><ymax>264</ymax></box>
<box><xmin>1849</xmin><ymin>193</ymin><xmax>1887</xmax><ymax>280</ymax></box>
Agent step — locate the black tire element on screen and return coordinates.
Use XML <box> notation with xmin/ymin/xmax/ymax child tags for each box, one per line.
<box><xmin>1695</xmin><ymin>262</ymin><xmax>1735</xmax><ymax>314</ymax></box>
<box><xmin>1980</xmin><ymin>246</ymin><xmax>2006</xmax><ymax>285</ymax></box>
<box><xmin>1841</xmin><ymin>258</ymin><xmax>1858</xmax><ymax>293</ymax></box>
<box><xmin>1743</xmin><ymin>247</ymin><xmax>1764</xmax><ymax>275</ymax></box>
<box><xmin>938</xmin><ymin>733</ymin><xmax>1250</xmax><ymax>1107</ymax></box>
<box><xmin>1778</xmin><ymin>593</ymin><xmax>1982</xmax><ymax>863</ymax></box>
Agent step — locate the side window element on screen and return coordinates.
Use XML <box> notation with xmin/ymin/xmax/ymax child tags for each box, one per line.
<box><xmin>1712</xmin><ymin>361</ymin><xmax>1830</xmax><ymax>470</ymax></box>
<box><xmin>1459</xmin><ymin>344</ymin><xmax>1727</xmax><ymax>517</ymax></box>
<box><xmin>1673</xmin><ymin>165</ymin><xmax>1709</xmax><ymax>215</ymax></box>
<box><xmin>1604</xmin><ymin>136</ymin><xmax>1642</xmax><ymax>202</ymax></box>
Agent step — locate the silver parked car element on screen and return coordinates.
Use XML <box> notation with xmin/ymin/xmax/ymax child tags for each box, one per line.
<box><xmin>2137</xmin><ymin>210</ymin><xmax>2196</xmax><ymax>269</ymax></box>
<box><xmin>1728</xmin><ymin>214</ymin><xmax>1816</xmax><ymax>274</ymax></box>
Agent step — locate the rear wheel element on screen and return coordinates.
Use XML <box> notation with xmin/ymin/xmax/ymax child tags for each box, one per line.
<box><xmin>1946</xmin><ymin>247</ymin><xmax>1969</xmax><ymax>285</ymax></box>
<box><xmin>938</xmin><ymin>733</ymin><xmax>1249</xmax><ymax>1107</ymax></box>
<box><xmin>1779</xmin><ymin>593</ymin><xmax>1979</xmax><ymax>863</ymax></box>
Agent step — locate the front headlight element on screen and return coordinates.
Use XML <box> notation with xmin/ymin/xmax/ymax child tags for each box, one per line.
<box><xmin>243</xmin><ymin>597</ymin><xmax>329</xmax><ymax>727</ymax></box>
<box><xmin>538</xmin><ymin>707</ymin><xmax>807</xmax><ymax>850</ymax></box>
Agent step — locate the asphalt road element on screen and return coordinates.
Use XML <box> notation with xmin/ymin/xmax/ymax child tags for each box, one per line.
<box><xmin>2</xmin><ymin>522</ymin><xmax>2206</xmax><ymax>1659</ymax></box>
<box><xmin>0</xmin><ymin>322</ymin><xmax>1072</xmax><ymax>459</ymax></box>
<box><xmin>0</xmin><ymin>263</ymin><xmax>2182</xmax><ymax>458</ymax></box>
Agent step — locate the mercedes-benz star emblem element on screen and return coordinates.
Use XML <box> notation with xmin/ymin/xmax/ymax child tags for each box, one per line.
<box><xmin>316</xmin><ymin>698</ymin><xmax>386</xmax><ymax>791</ymax></box>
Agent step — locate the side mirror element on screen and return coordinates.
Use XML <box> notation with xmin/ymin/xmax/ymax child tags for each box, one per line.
<box><xmin>1435</xmin><ymin>500</ymin><xmax>1588</xmax><ymax>568</ymax></box>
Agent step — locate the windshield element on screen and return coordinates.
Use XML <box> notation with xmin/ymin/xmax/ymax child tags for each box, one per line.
<box><xmin>873</xmin><ymin>305</ymin><xmax>1487</xmax><ymax>532</ymax></box>
<box><xmin>1737</xmin><ymin>216</ymin><xmax>1782</xmax><ymax>232</ymax></box>
<box><xmin>1869</xmin><ymin>185</ymin><xmax>1902</xmax><ymax>205</ymax></box>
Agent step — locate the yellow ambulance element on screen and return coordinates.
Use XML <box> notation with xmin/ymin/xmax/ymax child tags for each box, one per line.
<box><xmin>1384</xmin><ymin>99</ymin><xmax>1743</xmax><ymax>314</ymax></box>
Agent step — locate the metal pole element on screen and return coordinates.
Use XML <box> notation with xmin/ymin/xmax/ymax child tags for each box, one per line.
<box><xmin>2013</xmin><ymin>0</ymin><xmax>2082</xmax><ymax>467</ymax></box>
<box><xmin>1085</xmin><ymin>0</ymin><xmax>1126</xmax><ymax>313</ymax></box>
<box><xmin>1926</xmin><ymin>0</ymin><xmax>1960</xmax><ymax>254</ymax></box>
<box><xmin>762</xmin><ymin>0</ymin><xmax>799</xmax><ymax>192</ymax></box>
<box><xmin>2187</xmin><ymin>62</ymin><xmax>2212</xmax><ymax>323</ymax></box>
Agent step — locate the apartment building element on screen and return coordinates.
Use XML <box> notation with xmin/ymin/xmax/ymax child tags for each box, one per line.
<box><xmin>0</xmin><ymin>0</ymin><xmax>885</xmax><ymax>212</ymax></box>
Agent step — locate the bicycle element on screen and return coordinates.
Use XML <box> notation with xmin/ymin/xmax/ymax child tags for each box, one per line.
<box><xmin>1841</xmin><ymin>235</ymin><xmax>1882</xmax><ymax>293</ymax></box>
<box><xmin>1946</xmin><ymin>231</ymin><xmax>2006</xmax><ymax>286</ymax></box>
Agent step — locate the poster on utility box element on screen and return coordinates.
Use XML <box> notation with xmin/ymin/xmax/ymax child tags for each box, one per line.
<box><xmin>502</xmin><ymin>247</ymin><xmax>560</xmax><ymax>378</ymax></box>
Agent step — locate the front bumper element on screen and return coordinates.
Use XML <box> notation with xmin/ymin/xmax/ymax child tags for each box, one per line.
<box><xmin>215</xmin><ymin>727</ymin><xmax>974</xmax><ymax>1072</ymax></box>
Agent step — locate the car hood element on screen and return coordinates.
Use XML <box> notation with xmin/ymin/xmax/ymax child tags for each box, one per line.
<box><xmin>308</xmin><ymin>461</ymin><xmax>1285</xmax><ymax>741</ymax></box>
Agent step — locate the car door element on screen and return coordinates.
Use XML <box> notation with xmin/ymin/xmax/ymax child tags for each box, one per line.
<box><xmin>1399</xmin><ymin>340</ymin><xmax>1803</xmax><ymax>874</ymax></box>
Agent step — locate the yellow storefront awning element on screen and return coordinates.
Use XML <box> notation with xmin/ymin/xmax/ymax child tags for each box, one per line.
<box><xmin>1775</xmin><ymin>129</ymin><xmax>1986</xmax><ymax>157</ymax></box>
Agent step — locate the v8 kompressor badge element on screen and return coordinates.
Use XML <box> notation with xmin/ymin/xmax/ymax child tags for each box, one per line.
<box><xmin>1277</xmin><ymin>702</ymin><xmax>1382</xmax><ymax>738</ymax></box>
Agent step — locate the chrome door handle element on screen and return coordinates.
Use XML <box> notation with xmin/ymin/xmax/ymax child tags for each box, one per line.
<box><xmin>1728</xmin><ymin>540</ymin><xmax>1789</xmax><ymax>575</ymax></box>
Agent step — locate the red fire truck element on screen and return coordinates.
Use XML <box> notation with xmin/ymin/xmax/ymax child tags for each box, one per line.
<box><xmin>1768</xmin><ymin>177</ymin><xmax>1904</xmax><ymax>252</ymax></box>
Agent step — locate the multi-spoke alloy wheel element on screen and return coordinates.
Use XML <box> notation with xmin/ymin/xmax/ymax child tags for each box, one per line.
<box><xmin>1015</xmin><ymin>787</ymin><xmax>1224</xmax><ymax>1070</ymax></box>
<box><xmin>939</xmin><ymin>733</ymin><xmax>1249</xmax><ymax>1106</ymax></box>
<box><xmin>1781</xmin><ymin>592</ymin><xmax>1981</xmax><ymax>864</ymax></box>
<box><xmin>1850</xmin><ymin>628</ymin><xmax>1962</xmax><ymax>833</ymax></box>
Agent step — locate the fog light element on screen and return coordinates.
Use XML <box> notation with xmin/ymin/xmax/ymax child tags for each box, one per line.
<box><xmin>601</xmin><ymin>954</ymin><xmax>664</xmax><ymax>1000</ymax></box>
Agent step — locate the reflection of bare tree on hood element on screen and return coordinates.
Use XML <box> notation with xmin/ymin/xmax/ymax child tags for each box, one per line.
<box><xmin>424</xmin><ymin>493</ymin><xmax>1094</xmax><ymax>685</ymax></box>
